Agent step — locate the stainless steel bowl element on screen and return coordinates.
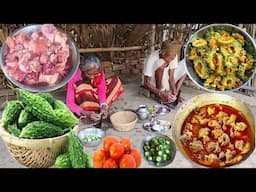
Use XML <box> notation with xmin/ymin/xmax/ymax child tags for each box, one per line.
<box><xmin>184</xmin><ymin>23</ymin><xmax>256</xmax><ymax>93</ymax></box>
<box><xmin>0</xmin><ymin>24</ymin><xmax>80</xmax><ymax>92</ymax></box>
<box><xmin>78</xmin><ymin>127</ymin><xmax>105</xmax><ymax>147</ymax></box>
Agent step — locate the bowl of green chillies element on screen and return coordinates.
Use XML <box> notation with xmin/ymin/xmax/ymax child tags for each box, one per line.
<box><xmin>142</xmin><ymin>133</ymin><xmax>176</xmax><ymax>167</ymax></box>
<box><xmin>78</xmin><ymin>127</ymin><xmax>105</xmax><ymax>147</ymax></box>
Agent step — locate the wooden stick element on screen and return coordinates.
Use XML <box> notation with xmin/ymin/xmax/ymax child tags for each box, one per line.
<box><xmin>241</xmin><ymin>86</ymin><xmax>256</xmax><ymax>92</ymax></box>
<box><xmin>0</xmin><ymin>29</ymin><xmax>6</xmax><ymax>44</ymax></box>
<box><xmin>151</xmin><ymin>24</ymin><xmax>156</xmax><ymax>52</ymax></box>
<box><xmin>79</xmin><ymin>46</ymin><xmax>144</xmax><ymax>53</ymax></box>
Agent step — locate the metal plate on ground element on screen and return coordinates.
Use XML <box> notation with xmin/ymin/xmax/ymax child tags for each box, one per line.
<box><xmin>143</xmin><ymin>120</ymin><xmax>171</xmax><ymax>132</ymax></box>
<box><xmin>153</xmin><ymin>104</ymin><xmax>171</xmax><ymax>115</ymax></box>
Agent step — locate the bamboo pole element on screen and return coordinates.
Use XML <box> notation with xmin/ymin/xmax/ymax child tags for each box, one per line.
<box><xmin>238</xmin><ymin>24</ymin><xmax>244</xmax><ymax>29</ymax></box>
<box><xmin>251</xmin><ymin>24</ymin><xmax>256</xmax><ymax>39</ymax></box>
<box><xmin>0</xmin><ymin>29</ymin><xmax>6</xmax><ymax>44</ymax></box>
<box><xmin>151</xmin><ymin>24</ymin><xmax>156</xmax><ymax>52</ymax></box>
<box><xmin>252</xmin><ymin>24</ymin><xmax>256</xmax><ymax>96</ymax></box>
<box><xmin>79</xmin><ymin>46</ymin><xmax>144</xmax><ymax>53</ymax></box>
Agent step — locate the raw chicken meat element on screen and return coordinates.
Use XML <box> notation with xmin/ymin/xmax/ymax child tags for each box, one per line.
<box><xmin>38</xmin><ymin>73</ymin><xmax>60</xmax><ymax>86</ymax></box>
<box><xmin>3</xmin><ymin>24</ymin><xmax>70</xmax><ymax>87</ymax></box>
<box><xmin>41</xmin><ymin>24</ymin><xmax>57</xmax><ymax>42</ymax></box>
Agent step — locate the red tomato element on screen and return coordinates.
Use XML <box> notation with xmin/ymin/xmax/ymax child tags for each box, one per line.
<box><xmin>103</xmin><ymin>136</ymin><xmax>119</xmax><ymax>152</ymax></box>
<box><xmin>109</xmin><ymin>143</ymin><xmax>125</xmax><ymax>160</ymax></box>
<box><xmin>93</xmin><ymin>149</ymin><xmax>108</xmax><ymax>168</ymax></box>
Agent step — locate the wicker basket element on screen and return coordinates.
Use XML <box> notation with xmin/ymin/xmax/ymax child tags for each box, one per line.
<box><xmin>0</xmin><ymin>124</ymin><xmax>78</xmax><ymax>168</ymax></box>
<box><xmin>110</xmin><ymin>111</ymin><xmax>138</xmax><ymax>132</ymax></box>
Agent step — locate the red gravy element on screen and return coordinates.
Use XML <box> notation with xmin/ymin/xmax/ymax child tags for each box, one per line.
<box><xmin>181</xmin><ymin>104</ymin><xmax>254</xmax><ymax>168</ymax></box>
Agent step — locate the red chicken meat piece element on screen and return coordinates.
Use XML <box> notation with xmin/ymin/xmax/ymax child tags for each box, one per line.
<box><xmin>6</xmin><ymin>36</ymin><xmax>16</xmax><ymax>50</ymax></box>
<box><xmin>15</xmin><ymin>32</ymin><xmax>26</xmax><ymax>45</ymax></box>
<box><xmin>23</xmin><ymin>72</ymin><xmax>39</xmax><ymax>86</ymax></box>
<box><xmin>29</xmin><ymin>38</ymin><xmax>48</xmax><ymax>55</ymax></box>
<box><xmin>54</xmin><ymin>31</ymin><xmax>68</xmax><ymax>47</ymax></box>
<box><xmin>38</xmin><ymin>73</ymin><xmax>59</xmax><ymax>86</ymax></box>
<box><xmin>41</xmin><ymin>24</ymin><xmax>57</xmax><ymax>42</ymax></box>
<box><xmin>5</xmin><ymin>65</ymin><xmax>26</xmax><ymax>82</ymax></box>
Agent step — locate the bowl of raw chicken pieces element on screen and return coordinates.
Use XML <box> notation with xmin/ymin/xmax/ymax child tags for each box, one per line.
<box><xmin>0</xmin><ymin>24</ymin><xmax>80</xmax><ymax>92</ymax></box>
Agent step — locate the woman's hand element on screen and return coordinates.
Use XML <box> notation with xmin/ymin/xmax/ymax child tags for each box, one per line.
<box><xmin>80</xmin><ymin>110</ymin><xmax>101</xmax><ymax>121</ymax></box>
<box><xmin>100</xmin><ymin>104</ymin><xmax>109</xmax><ymax>120</ymax></box>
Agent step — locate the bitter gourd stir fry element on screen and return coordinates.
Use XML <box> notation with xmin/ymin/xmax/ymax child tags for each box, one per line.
<box><xmin>188</xmin><ymin>29</ymin><xmax>255</xmax><ymax>91</ymax></box>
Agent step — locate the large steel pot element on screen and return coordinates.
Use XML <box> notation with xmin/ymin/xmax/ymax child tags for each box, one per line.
<box><xmin>184</xmin><ymin>23</ymin><xmax>256</xmax><ymax>93</ymax></box>
<box><xmin>173</xmin><ymin>93</ymin><xmax>255</xmax><ymax>167</ymax></box>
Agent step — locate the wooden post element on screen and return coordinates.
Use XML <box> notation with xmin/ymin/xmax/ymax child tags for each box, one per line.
<box><xmin>79</xmin><ymin>46</ymin><xmax>144</xmax><ymax>53</ymax></box>
<box><xmin>151</xmin><ymin>24</ymin><xmax>156</xmax><ymax>52</ymax></box>
<box><xmin>0</xmin><ymin>29</ymin><xmax>6</xmax><ymax>44</ymax></box>
<box><xmin>252</xmin><ymin>24</ymin><xmax>256</xmax><ymax>96</ymax></box>
<box><xmin>251</xmin><ymin>24</ymin><xmax>256</xmax><ymax>39</ymax></box>
<box><xmin>238</xmin><ymin>24</ymin><xmax>244</xmax><ymax>29</ymax></box>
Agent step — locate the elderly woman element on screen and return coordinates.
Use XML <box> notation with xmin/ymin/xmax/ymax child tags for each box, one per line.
<box><xmin>66</xmin><ymin>56</ymin><xmax>124</xmax><ymax>120</ymax></box>
<box><xmin>142</xmin><ymin>40</ymin><xmax>187</xmax><ymax>107</ymax></box>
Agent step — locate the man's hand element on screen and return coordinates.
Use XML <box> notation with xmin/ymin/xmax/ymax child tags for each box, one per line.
<box><xmin>167</xmin><ymin>91</ymin><xmax>177</xmax><ymax>103</ymax></box>
<box><xmin>159</xmin><ymin>91</ymin><xmax>177</xmax><ymax>103</ymax></box>
<box><xmin>172</xmin><ymin>90</ymin><xmax>178</xmax><ymax>96</ymax></box>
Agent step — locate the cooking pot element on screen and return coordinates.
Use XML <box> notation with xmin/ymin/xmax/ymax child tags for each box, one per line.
<box><xmin>136</xmin><ymin>105</ymin><xmax>150</xmax><ymax>121</ymax></box>
<box><xmin>173</xmin><ymin>93</ymin><xmax>255</xmax><ymax>167</ymax></box>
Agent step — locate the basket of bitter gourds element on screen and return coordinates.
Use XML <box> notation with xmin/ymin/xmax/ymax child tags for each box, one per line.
<box><xmin>0</xmin><ymin>88</ymin><xmax>79</xmax><ymax>168</ymax></box>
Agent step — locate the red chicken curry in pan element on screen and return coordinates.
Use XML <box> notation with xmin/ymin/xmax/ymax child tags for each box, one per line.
<box><xmin>181</xmin><ymin>104</ymin><xmax>253</xmax><ymax>167</ymax></box>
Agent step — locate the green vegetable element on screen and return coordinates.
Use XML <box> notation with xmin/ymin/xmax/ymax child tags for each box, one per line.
<box><xmin>69</xmin><ymin>129</ymin><xmax>87</xmax><ymax>168</ymax></box>
<box><xmin>192</xmin><ymin>38</ymin><xmax>207</xmax><ymax>48</ymax></box>
<box><xmin>18</xmin><ymin>107</ymin><xmax>36</xmax><ymax>128</ymax></box>
<box><xmin>53</xmin><ymin>99</ymin><xmax>69</xmax><ymax>111</ymax></box>
<box><xmin>54</xmin><ymin>109</ymin><xmax>78</xmax><ymax>128</ymax></box>
<box><xmin>86</xmin><ymin>153</ymin><xmax>94</xmax><ymax>168</ymax></box>
<box><xmin>37</xmin><ymin>93</ymin><xmax>55</xmax><ymax>106</ymax></box>
<box><xmin>19</xmin><ymin>121</ymin><xmax>66</xmax><ymax>139</ymax></box>
<box><xmin>156</xmin><ymin>156</ymin><xmax>162</xmax><ymax>162</ymax></box>
<box><xmin>82</xmin><ymin>134</ymin><xmax>101</xmax><ymax>142</ymax></box>
<box><xmin>148</xmin><ymin>106</ymin><xmax>155</xmax><ymax>114</ymax></box>
<box><xmin>7</xmin><ymin>124</ymin><xmax>21</xmax><ymax>137</ymax></box>
<box><xmin>143</xmin><ymin>136</ymin><xmax>173</xmax><ymax>166</ymax></box>
<box><xmin>14</xmin><ymin>88</ymin><xmax>56</xmax><ymax>123</ymax></box>
<box><xmin>2</xmin><ymin>100</ymin><xmax>23</xmax><ymax>128</ymax></box>
<box><xmin>55</xmin><ymin>153</ymin><xmax>72</xmax><ymax>168</ymax></box>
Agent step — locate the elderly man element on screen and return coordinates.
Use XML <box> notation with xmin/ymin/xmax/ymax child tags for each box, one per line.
<box><xmin>142</xmin><ymin>40</ymin><xmax>187</xmax><ymax>107</ymax></box>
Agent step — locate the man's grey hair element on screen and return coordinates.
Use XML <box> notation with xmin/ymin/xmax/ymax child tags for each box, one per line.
<box><xmin>81</xmin><ymin>56</ymin><xmax>101</xmax><ymax>71</ymax></box>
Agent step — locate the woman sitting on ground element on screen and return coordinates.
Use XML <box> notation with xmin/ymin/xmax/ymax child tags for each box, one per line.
<box><xmin>66</xmin><ymin>55</ymin><xmax>124</xmax><ymax>121</ymax></box>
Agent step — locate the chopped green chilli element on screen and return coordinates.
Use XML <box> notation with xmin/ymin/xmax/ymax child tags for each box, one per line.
<box><xmin>82</xmin><ymin>134</ymin><xmax>101</xmax><ymax>142</ymax></box>
<box><xmin>143</xmin><ymin>136</ymin><xmax>175</xmax><ymax>166</ymax></box>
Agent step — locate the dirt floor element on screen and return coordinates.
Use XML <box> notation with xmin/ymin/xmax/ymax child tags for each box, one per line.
<box><xmin>0</xmin><ymin>78</ymin><xmax>256</xmax><ymax>168</ymax></box>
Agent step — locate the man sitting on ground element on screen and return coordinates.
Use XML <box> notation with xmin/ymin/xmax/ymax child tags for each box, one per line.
<box><xmin>142</xmin><ymin>40</ymin><xmax>187</xmax><ymax>108</ymax></box>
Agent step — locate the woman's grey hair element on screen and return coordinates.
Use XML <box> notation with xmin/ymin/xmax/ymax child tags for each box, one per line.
<box><xmin>81</xmin><ymin>56</ymin><xmax>101</xmax><ymax>71</ymax></box>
